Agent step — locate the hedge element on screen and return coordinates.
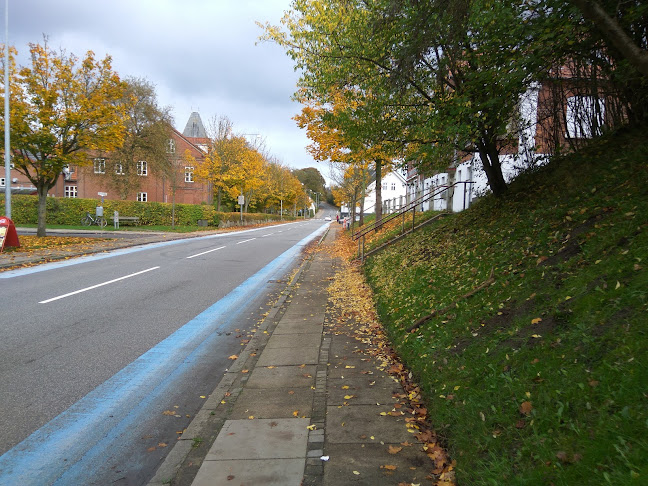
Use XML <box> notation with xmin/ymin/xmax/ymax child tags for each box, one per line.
<box><xmin>0</xmin><ymin>194</ymin><xmax>290</xmax><ymax>227</ymax></box>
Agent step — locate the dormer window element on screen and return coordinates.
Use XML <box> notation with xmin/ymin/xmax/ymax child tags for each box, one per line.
<box><xmin>167</xmin><ymin>139</ymin><xmax>176</xmax><ymax>153</ymax></box>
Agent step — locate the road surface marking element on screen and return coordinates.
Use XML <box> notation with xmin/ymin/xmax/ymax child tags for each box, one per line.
<box><xmin>186</xmin><ymin>246</ymin><xmax>226</xmax><ymax>259</ymax></box>
<box><xmin>39</xmin><ymin>267</ymin><xmax>160</xmax><ymax>304</ymax></box>
<box><xmin>261</xmin><ymin>233</ymin><xmax>273</xmax><ymax>237</ymax></box>
<box><xmin>236</xmin><ymin>238</ymin><xmax>256</xmax><ymax>245</ymax></box>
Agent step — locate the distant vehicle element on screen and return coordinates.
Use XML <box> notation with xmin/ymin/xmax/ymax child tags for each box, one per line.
<box><xmin>324</xmin><ymin>216</ymin><xmax>332</xmax><ymax>221</ymax></box>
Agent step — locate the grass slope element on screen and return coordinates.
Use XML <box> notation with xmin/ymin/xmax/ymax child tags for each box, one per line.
<box><xmin>362</xmin><ymin>126</ymin><xmax>647</xmax><ymax>485</ymax></box>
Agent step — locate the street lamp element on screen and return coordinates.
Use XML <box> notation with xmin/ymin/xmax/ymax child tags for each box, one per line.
<box><xmin>4</xmin><ymin>0</ymin><xmax>11</xmax><ymax>218</ymax></box>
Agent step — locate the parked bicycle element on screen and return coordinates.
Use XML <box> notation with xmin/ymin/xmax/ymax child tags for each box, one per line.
<box><xmin>81</xmin><ymin>211</ymin><xmax>107</xmax><ymax>228</ymax></box>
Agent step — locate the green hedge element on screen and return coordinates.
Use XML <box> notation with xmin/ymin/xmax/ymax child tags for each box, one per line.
<box><xmin>0</xmin><ymin>194</ymin><xmax>290</xmax><ymax>227</ymax></box>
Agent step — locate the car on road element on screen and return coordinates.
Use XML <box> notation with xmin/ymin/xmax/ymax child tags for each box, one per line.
<box><xmin>324</xmin><ymin>216</ymin><xmax>332</xmax><ymax>221</ymax></box>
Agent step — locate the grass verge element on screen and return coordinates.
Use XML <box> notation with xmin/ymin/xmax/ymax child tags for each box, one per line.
<box><xmin>360</xmin><ymin>126</ymin><xmax>647</xmax><ymax>485</ymax></box>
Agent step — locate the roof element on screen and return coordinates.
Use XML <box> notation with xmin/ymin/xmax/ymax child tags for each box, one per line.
<box><xmin>182</xmin><ymin>112</ymin><xmax>207</xmax><ymax>138</ymax></box>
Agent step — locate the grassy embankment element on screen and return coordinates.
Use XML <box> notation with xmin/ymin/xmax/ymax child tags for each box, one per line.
<box><xmin>361</xmin><ymin>126</ymin><xmax>647</xmax><ymax>485</ymax></box>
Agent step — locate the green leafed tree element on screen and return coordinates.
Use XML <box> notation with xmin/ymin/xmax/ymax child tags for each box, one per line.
<box><xmin>105</xmin><ymin>77</ymin><xmax>174</xmax><ymax>199</ymax></box>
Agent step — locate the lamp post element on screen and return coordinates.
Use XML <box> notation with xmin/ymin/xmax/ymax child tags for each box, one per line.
<box><xmin>4</xmin><ymin>0</ymin><xmax>11</xmax><ymax>218</ymax></box>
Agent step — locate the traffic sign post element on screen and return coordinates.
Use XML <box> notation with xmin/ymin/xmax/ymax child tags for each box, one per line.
<box><xmin>0</xmin><ymin>217</ymin><xmax>20</xmax><ymax>252</ymax></box>
<box><xmin>238</xmin><ymin>195</ymin><xmax>245</xmax><ymax>222</ymax></box>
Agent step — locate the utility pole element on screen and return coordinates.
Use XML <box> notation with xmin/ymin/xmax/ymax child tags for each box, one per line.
<box><xmin>4</xmin><ymin>0</ymin><xmax>10</xmax><ymax>218</ymax></box>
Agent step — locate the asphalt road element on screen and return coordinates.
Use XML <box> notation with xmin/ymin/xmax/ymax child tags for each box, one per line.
<box><xmin>0</xmin><ymin>218</ymin><xmax>331</xmax><ymax>485</ymax></box>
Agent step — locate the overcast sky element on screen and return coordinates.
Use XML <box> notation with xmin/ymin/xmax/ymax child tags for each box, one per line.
<box><xmin>9</xmin><ymin>0</ymin><xmax>330</xmax><ymax>181</ymax></box>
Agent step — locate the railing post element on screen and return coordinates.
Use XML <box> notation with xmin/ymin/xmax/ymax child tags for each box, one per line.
<box><xmin>362</xmin><ymin>235</ymin><xmax>365</xmax><ymax>263</ymax></box>
<box><xmin>412</xmin><ymin>204</ymin><xmax>416</xmax><ymax>231</ymax></box>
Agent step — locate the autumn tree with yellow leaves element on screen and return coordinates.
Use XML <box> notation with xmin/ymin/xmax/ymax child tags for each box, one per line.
<box><xmin>1</xmin><ymin>40</ymin><xmax>129</xmax><ymax>236</ymax></box>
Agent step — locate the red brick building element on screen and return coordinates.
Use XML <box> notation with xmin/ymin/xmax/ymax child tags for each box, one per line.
<box><xmin>2</xmin><ymin>114</ymin><xmax>212</xmax><ymax>206</ymax></box>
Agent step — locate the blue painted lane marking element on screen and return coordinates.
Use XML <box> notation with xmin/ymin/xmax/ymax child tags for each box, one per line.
<box><xmin>0</xmin><ymin>223</ymin><xmax>328</xmax><ymax>485</ymax></box>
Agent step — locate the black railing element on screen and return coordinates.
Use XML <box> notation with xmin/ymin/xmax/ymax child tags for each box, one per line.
<box><xmin>351</xmin><ymin>181</ymin><xmax>473</xmax><ymax>261</ymax></box>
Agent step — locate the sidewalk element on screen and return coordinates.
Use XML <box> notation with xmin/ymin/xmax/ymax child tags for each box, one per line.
<box><xmin>149</xmin><ymin>224</ymin><xmax>433</xmax><ymax>486</ymax></box>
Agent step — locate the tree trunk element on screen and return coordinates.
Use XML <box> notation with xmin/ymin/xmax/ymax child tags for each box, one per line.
<box><xmin>477</xmin><ymin>138</ymin><xmax>508</xmax><ymax>197</ymax></box>
<box><xmin>36</xmin><ymin>185</ymin><xmax>48</xmax><ymax>237</ymax></box>
<box><xmin>375</xmin><ymin>159</ymin><xmax>383</xmax><ymax>224</ymax></box>
<box><xmin>216</xmin><ymin>187</ymin><xmax>222</xmax><ymax>212</ymax></box>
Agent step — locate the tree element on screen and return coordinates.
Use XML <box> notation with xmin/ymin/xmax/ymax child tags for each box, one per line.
<box><xmin>262</xmin><ymin>0</ymin><xmax>548</xmax><ymax>197</ymax></box>
<box><xmin>293</xmin><ymin>167</ymin><xmax>325</xmax><ymax>196</ymax></box>
<box><xmin>105</xmin><ymin>77</ymin><xmax>173</xmax><ymax>199</ymax></box>
<box><xmin>194</xmin><ymin>122</ymin><xmax>267</xmax><ymax>213</ymax></box>
<box><xmin>569</xmin><ymin>0</ymin><xmax>648</xmax><ymax>78</ymax></box>
<box><xmin>1</xmin><ymin>40</ymin><xmax>128</xmax><ymax>236</ymax></box>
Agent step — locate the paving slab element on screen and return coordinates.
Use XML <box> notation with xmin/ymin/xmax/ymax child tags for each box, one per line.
<box><xmin>229</xmin><ymin>388</ymin><xmax>314</xmax><ymax>419</ymax></box>
<box><xmin>193</xmin><ymin>458</ymin><xmax>305</xmax><ymax>486</ymax></box>
<box><xmin>272</xmin><ymin>319</ymin><xmax>324</xmax><ymax>335</ymax></box>
<box><xmin>325</xmin><ymin>404</ymin><xmax>413</xmax><ymax>444</ymax></box>
<box><xmin>205</xmin><ymin>418</ymin><xmax>310</xmax><ymax>461</ymax></box>
<box><xmin>246</xmin><ymin>365</ymin><xmax>316</xmax><ymax>389</ymax></box>
<box><xmin>255</xmin><ymin>345</ymin><xmax>320</xmax><ymax>367</ymax></box>
<box><xmin>266</xmin><ymin>333</ymin><xmax>322</xmax><ymax>349</ymax></box>
<box><xmin>323</xmin><ymin>443</ymin><xmax>430</xmax><ymax>486</ymax></box>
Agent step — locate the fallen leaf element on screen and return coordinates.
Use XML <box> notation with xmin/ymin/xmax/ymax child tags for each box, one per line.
<box><xmin>228</xmin><ymin>355</ymin><xmax>238</xmax><ymax>360</ymax></box>
<box><xmin>162</xmin><ymin>410</ymin><xmax>175</xmax><ymax>416</ymax></box>
<box><xmin>388</xmin><ymin>445</ymin><xmax>403</xmax><ymax>454</ymax></box>
<box><xmin>381</xmin><ymin>464</ymin><xmax>397</xmax><ymax>471</ymax></box>
<box><xmin>158</xmin><ymin>442</ymin><xmax>168</xmax><ymax>447</ymax></box>
<box><xmin>353</xmin><ymin>470</ymin><xmax>360</xmax><ymax>475</ymax></box>
<box><xmin>531</xmin><ymin>317</ymin><xmax>542</xmax><ymax>325</ymax></box>
<box><xmin>519</xmin><ymin>401</ymin><xmax>533</xmax><ymax>415</ymax></box>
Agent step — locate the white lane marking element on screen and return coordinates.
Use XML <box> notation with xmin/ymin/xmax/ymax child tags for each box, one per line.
<box><xmin>236</xmin><ymin>238</ymin><xmax>257</xmax><ymax>245</ymax></box>
<box><xmin>261</xmin><ymin>233</ymin><xmax>273</xmax><ymax>237</ymax></box>
<box><xmin>186</xmin><ymin>246</ymin><xmax>226</xmax><ymax>259</ymax></box>
<box><xmin>39</xmin><ymin>267</ymin><xmax>160</xmax><ymax>304</ymax></box>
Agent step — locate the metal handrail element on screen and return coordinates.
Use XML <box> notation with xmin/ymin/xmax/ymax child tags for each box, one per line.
<box><xmin>352</xmin><ymin>181</ymin><xmax>474</xmax><ymax>262</ymax></box>
<box><xmin>352</xmin><ymin>182</ymin><xmax>463</xmax><ymax>241</ymax></box>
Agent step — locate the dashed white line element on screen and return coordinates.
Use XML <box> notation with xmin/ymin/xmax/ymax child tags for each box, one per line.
<box><xmin>39</xmin><ymin>267</ymin><xmax>160</xmax><ymax>304</ymax></box>
<box><xmin>186</xmin><ymin>246</ymin><xmax>226</xmax><ymax>259</ymax></box>
<box><xmin>261</xmin><ymin>233</ymin><xmax>273</xmax><ymax>237</ymax></box>
<box><xmin>236</xmin><ymin>238</ymin><xmax>257</xmax><ymax>245</ymax></box>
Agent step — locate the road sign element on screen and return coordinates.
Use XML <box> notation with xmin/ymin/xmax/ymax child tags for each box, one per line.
<box><xmin>238</xmin><ymin>195</ymin><xmax>245</xmax><ymax>205</ymax></box>
<box><xmin>0</xmin><ymin>217</ymin><xmax>20</xmax><ymax>252</ymax></box>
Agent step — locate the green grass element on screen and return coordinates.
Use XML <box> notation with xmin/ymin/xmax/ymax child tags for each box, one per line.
<box><xmin>362</xmin><ymin>125</ymin><xmax>648</xmax><ymax>485</ymax></box>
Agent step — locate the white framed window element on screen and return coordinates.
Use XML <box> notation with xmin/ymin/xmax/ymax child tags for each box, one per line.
<box><xmin>0</xmin><ymin>178</ymin><xmax>5</xmax><ymax>187</ymax></box>
<box><xmin>94</xmin><ymin>158</ymin><xmax>106</xmax><ymax>174</ymax></box>
<box><xmin>115</xmin><ymin>163</ymin><xmax>124</xmax><ymax>175</ymax></box>
<box><xmin>64</xmin><ymin>185</ymin><xmax>78</xmax><ymax>198</ymax></box>
<box><xmin>184</xmin><ymin>166</ymin><xmax>194</xmax><ymax>183</ymax></box>
<box><xmin>391</xmin><ymin>182</ymin><xmax>396</xmax><ymax>191</ymax></box>
<box><xmin>566</xmin><ymin>96</ymin><xmax>605</xmax><ymax>139</ymax></box>
<box><xmin>137</xmin><ymin>192</ymin><xmax>147</xmax><ymax>202</ymax></box>
<box><xmin>167</xmin><ymin>139</ymin><xmax>176</xmax><ymax>153</ymax></box>
<box><xmin>137</xmin><ymin>160</ymin><xmax>148</xmax><ymax>176</ymax></box>
<box><xmin>382</xmin><ymin>182</ymin><xmax>387</xmax><ymax>190</ymax></box>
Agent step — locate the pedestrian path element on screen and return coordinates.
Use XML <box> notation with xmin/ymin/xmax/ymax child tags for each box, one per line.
<box><xmin>149</xmin><ymin>224</ymin><xmax>433</xmax><ymax>486</ymax></box>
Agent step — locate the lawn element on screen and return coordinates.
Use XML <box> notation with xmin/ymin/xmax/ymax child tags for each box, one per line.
<box><xmin>360</xmin><ymin>126</ymin><xmax>647</xmax><ymax>485</ymax></box>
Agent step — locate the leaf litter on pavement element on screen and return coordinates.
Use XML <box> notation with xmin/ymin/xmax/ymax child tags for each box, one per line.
<box><xmin>325</xmin><ymin>231</ymin><xmax>456</xmax><ymax>486</ymax></box>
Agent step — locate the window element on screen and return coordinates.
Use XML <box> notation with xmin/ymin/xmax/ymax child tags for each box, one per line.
<box><xmin>115</xmin><ymin>163</ymin><xmax>124</xmax><ymax>175</ymax></box>
<box><xmin>64</xmin><ymin>185</ymin><xmax>78</xmax><ymax>198</ymax></box>
<box><xmin>566</xmin><ymin>96</ymin><xmax>605</xmax><ymax>139</ymax></box>
<box><xmin>94</xmin><ymin>158</ymin><xmax>106</xmax><ymax>174</ymax></box>
<box><xmin>391</xmin><ymin>182</ymin><xmax>396</xmax><ymax>191</ymax></box>
<box><xmin>382</xmin><ymin>182</ymin><xmax>387</xmax><ymax>190</ymax></box>
<box><xmin>137</xmin><ymin>161</ymin><xmax>148</xmax><ymax>176</ymax></box>
<box><xmin>0</xmin><ymin>178</ymin><xmax>5</xmax><ymax>187</ymax></box>
<box><xmin>185</xmin><ymin>166</ymin><xmax>194</xmax><ymax>183</ymax></box>
<box><xmin>167</xmin><ymin>139</ymin><xmax>176</xmax><ymax>153</ymax></box>
<box><xmin>137</xmin><ymin>192</ymin><xmax>147</xmax><ymax>202</ymax></box>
